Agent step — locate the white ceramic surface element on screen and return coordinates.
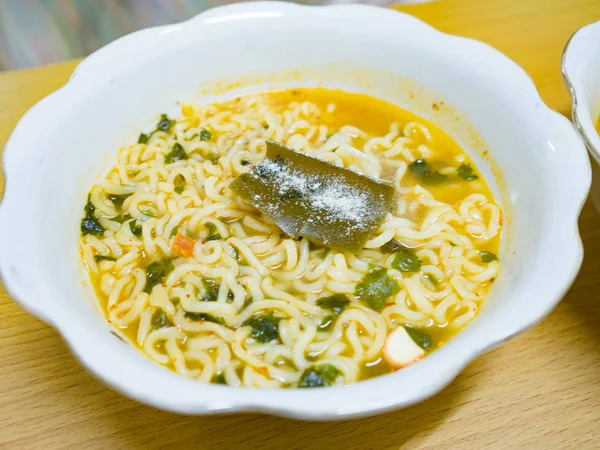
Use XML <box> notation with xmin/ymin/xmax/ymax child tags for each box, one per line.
<box><xmin>562</xmin><ymin>20</ymin><xmax>600</xmax><ymax>211</ymax></box>
<box><xmin>0</xmin><ymin>2</ymin><xmax>591</xmax><ymax>419</ymax></box>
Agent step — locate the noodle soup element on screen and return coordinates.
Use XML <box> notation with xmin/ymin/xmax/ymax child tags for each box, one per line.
<box><xmin>80</xmin><ymin>89</ymin><xmax>501</xmax><ymax>388</ymax></box>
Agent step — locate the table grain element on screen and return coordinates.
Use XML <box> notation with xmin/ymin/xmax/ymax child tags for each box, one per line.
<box><xmin>2</xmin><ymin>0</ymin><xmax>600</xmax><ymax>448</ymax></box>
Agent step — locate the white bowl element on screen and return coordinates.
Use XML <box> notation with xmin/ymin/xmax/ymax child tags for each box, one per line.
<box><xmin>0</xmin><ymin>2</ymin><xmax>591</xmax><ymax>419</ymax></box>
<box><xmin>562</xmin><ymin>20</ymin><xmax>600</xmax><ymax>211</ymax></box>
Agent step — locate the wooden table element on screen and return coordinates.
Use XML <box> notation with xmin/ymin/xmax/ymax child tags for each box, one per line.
<box><xmin>2</xmin><ymin>0</ymin><xmax>600</xmax><ymax>448</ymax></box>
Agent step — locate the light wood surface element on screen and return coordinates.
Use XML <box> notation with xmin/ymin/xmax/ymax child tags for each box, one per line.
<box><xmin>2</xmin><ymin>1</ymin><xmax>600</xmax><ymax>448</ymax></box>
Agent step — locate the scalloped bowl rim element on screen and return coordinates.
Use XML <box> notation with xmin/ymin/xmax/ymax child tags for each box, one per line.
<box><xmin>0</xmin><ymin>2</ymin><xmax>590</xmax><ymax>419</ymax></box>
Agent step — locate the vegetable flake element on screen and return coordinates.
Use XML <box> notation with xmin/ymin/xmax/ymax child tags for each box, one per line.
<box><xmin>354</xmin><ymin>265</ymin><xmax>399</xmax><ymax>312</ymax></box>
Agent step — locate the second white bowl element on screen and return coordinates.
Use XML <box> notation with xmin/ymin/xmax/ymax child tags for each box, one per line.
<box><xmin>563</xmin><ymin>19</ymin><xmax>600</xmax><ymax>211</ymax></box>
